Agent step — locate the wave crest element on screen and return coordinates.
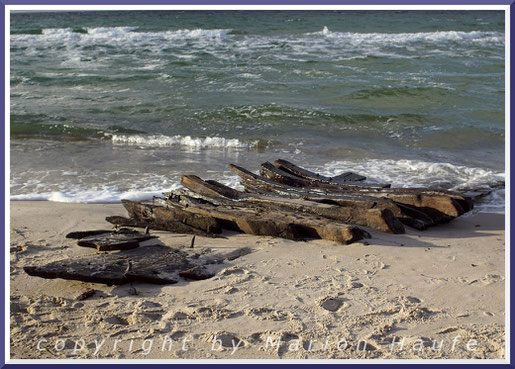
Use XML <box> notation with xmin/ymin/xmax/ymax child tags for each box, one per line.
<box><xmin>111</xmin><ymin>134</ymin><xmax>254</xmax><ymax>149</ymax></box>
<box><xmin>314</xmin><ymin>26</ymin><xmax>505</xmax><ymax>46</ymax></box>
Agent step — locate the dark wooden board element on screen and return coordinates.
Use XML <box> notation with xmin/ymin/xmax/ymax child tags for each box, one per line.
<box><xmin>23</xmin><ymin>245</ymin><xmax>206</xmax><ymax>285</ymax></box>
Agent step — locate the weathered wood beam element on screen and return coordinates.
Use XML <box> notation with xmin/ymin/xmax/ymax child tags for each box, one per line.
<box><xmin>122</xmin><ymin>200</ymin><xmax>223</xmax><ymax>234</ymax></box>
<box><xmin>180</xmin><ymin>175</ymin><xmax>405</xmax><ymax>234</ymax></box>
<box><xmin>262</xmin><ymin>161</ymin><xmax>389</xmax><ymax>190</ymax></box>
<box><xmin>75</xmin><ymin>229</ymin><xmax>156</xmax><ymax>251</ymax></box>
<box><xmin>156</xmin><ymin>197</ymin><xmax>369</xmax><ymax>245</ymax></box>
<box><xmin>258</xmin><ymin>162</ymin><xmax>471</xmax><ymax>217</ymax></box>
<box><xmin>24</xmin><ymin>245</ymin><xmax>205</xmax><ymax>285</ymax></box>
<box><xmin>273</xmin><ymin>158</ymin><xmax>369</xmax><ymax>184</ymax></box>
<box><xmin>230</xmin><ymin>163</ymin><xmax>445</xmax><ymax>229</ymax></box>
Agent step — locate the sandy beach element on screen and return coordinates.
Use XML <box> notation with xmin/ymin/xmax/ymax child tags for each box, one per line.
<box><xmin>9</xmin><ymin>200</ymin><xmax>505</xmax><ymax>360</ymax></box>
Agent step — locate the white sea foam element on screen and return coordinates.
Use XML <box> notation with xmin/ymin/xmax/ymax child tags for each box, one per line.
<box><xmin>218</xmin><ymin>175</ymin><xmax>245</xmax><ymax>192</ymax></box>
<box><xmin>320</xmin><ymin>159</ymin><xmax>503</xmax><ymax>189</ymax></box>
<box><xmin>238</xmin><ymin>73</ymin><xmax>261</xmax><ymax>79</ymax></box>
<box><xmin>313</xmin><ymin>26</ymin><xmax>505</xmax><ymax>46</ymax></box>
<box><xmin>10</xmin><ymin>183</ymin><xmax>182</xmax><ymax>204</ymax></box>
<box><xmin>12</xmin><ymin>27</ymin><xmax>232</xmax><ymax>47</ymax></box>
<box><xmin>11</xmin><ymin>190</ymin><xmax>157</xmax><ymax>203</ymax></box>
<box><xmin>110</xmin><ymin>134</ymin><xmax>254</xmax><ymax>149</ymax></box>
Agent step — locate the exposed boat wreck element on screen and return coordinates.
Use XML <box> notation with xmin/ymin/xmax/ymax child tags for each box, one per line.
<box><xmin>113</xmin><ymin>159</ymin><xmax>473</xmax><ymax>243</ymax></box>
<box><xmin>24</xmin><ymin>159</ymin><xmax>476</xmax><ymax>286</ymax></box>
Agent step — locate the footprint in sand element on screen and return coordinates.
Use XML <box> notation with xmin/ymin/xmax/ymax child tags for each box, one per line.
<box><xmin>481</xmin><ymin>274</ymin><xmax>504</xmax><ymax>285</ymax></box>
<box><xmin>247</xmin><ymin>307</ymin><xmax>292</xmax><ymax>321</ymax></box>
<box><xmin>320</xmin><ymin>297</ymin><xmax>344</xmax><ymax>312</ymax></box>
<box><xmin>167</xmin><ymin>311</ymin><xmax>192</xmax><ymax>320</ymax></box>
<box><xmin>346</xmin><ymin>280</ymin><xmax>364</xmax><ymax>289</ymax></box>
<box><xmin>376</xmin><ymin>261</ymin><xmax>388</xmax><ymax>270</ymax></box>
<box><xmin>104</xmin><ymin>316</ymin><xmax>129</xmax><ymax>326</ymax></box>
<box><xmin>129</xmin><ymin>311</ymin><xmax>163</xmax><ymax>324</ymax></box>
<box><xmin>208</xmin><ymin>285</ymin><xmax>239</xmax><ymax>295</ymax></box>
<box><xmin>206</xmin><ymin>332</ymin><xmax>244</xmax><ymax>348</ymax></box>
<box><xmin>405</xmin><ymin>296</ymin><xmax>422</xmax><ymax>304</ymax></box>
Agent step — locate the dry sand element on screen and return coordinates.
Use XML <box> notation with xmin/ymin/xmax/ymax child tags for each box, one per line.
<box><xmin>9</xmin><ymin>201</ymin><xmax>506</xmax><ymax>360</ymax></box>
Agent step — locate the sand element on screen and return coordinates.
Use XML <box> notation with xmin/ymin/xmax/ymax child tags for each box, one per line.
<box><xmin>9</xmin><ymin>201</ymin><xmax>506</xmax><ymax>360</ymax></box>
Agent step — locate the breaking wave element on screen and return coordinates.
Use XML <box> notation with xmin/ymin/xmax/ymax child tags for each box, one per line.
<box><xmin>315</xmin><ymin>26</ymin><xmax>505</xmax><ymax>46</ymax></box>
<box><xmin>11</xmin><ymin>26</ymin><xmax>504</xmax><ymax>56</ymax></box>
<box><xmin>110</xmin><ymin>134</ymin><xmax>256</xmax><ymax>149</ymax></box>
<box><xmin>11</xmin><ymin>26</ymin><xmax>233</xmax><ymax>46</ymax></box>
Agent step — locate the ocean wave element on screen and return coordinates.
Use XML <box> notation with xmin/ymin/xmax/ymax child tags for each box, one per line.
<box><xmin>11</xmin><ymin>26</ymin><xmax>232</xmax><ymax>45</ymax></box>
<box><xmin>110</xmin><ymin>133</ymin><xmax>255</xmax><ymax>149</ymax></box>
<box><xmin>9</xmin><ymin>120</ymin><xmax>264</xmax><ymax>150</ymax></box>
<box><xmin>197</xmin><ymin>104</ymin><xmax>341</xmax><ymax>122</ymax></box>
<box><xmin>10</xmin><ymin>25</ymin><xmax>503</xmax><ymax>61</ymax></box>
<box><xmin>313</xmin><ymin>26</ymin><xmax>505</xmax><ymax>46</ymax></box>
<box><xmin>196</xmin><ymin>104</ymin><xmax>432</xmax><ymax>131</ymax></box>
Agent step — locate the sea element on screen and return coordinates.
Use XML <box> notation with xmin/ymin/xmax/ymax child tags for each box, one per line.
<box><xmin>9</xmin><ymin>10</ymin><xmax>506</xmax><ymax>212</ymax></box>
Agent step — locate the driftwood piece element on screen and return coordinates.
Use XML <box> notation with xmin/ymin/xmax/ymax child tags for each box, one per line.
<box><xmin>268</xmin><ymin>161</ymin><xmax>473</xmax><ymax>216</ymax></box>
<box><xmin>233</xmin><ymin>163</ymin><xmax>471</xmax><ymax>218</ymax></box>
<box><xmin>156</xmin><ymin>196</ymin><xmax>370</xmax><ymax>245</ymax></box>
<box><xmin>66</xmin><ymin>230</ymin><xmax>113</xmax><ymax>239</ymax></box>
<box><xmin>181</xmin><ymin>175</ymin><xmax>405</xmax><ymax>234</ymax></box>
<box><xmin>230</xmin><ymin>163</ymin><xmax>449</xmax><ymax>230</ymax></box>
<box><xmin>273</xmin><ymin>159</ymin><xmax>369</xmax><ymax>184</ymax></box>
<box><xmin>23</xmin><ymin>245</ymin><xmax>200</xmax><ymax>285</ymax></box>
<box><xmin>231</xmin><ymin>163</ymin><xmax>381</xmax><ymax>201</ymax></box>
<box><xmin>76</xmin><ymin>230</ymin><xmax>155</xmax><ymax>251</ymax></box>
<box><xmin>262</xmin><ymin>161</ymin><xmax>390</xmax><ymax>189</ymax></box>
<box><xmin>121</xmin><ymin>200</ymin><xmax>223</xmax><ymax>234</ymax></box>
<box><xmin>105</xmin><ymin>215</ymin><xmax>222</xmax><ymax>238</ymax></box>
<box><xmin>244</xmin><ymin>182</ymin><xmax>441</xmax><ymax>230</ymax></box>
<box><xmin>211</xmin><ymin>180</ymin><xmax>440</xmax><ymax>230</ymax></box>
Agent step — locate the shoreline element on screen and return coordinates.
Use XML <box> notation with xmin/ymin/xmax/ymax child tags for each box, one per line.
<box><xmin>9</xmin><ymin>201</ymin><xmax>506</xmax><ymax>359</ymax></box>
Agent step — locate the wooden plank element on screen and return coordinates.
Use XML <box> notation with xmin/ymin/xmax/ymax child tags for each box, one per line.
<box><xmin>332</xmin><ymin>172</ymin><xmax>368</xmax><ymax>183</ymax></box>
<box><xmin>181</xmin><ymin>175</ymin><xmax>405</xmax><ymax>234</ymax></box>
<box><xmin>76</xmin><ymin>229</ymin><xmax>156</xmax><ymax>251</ymax></box>
<box><xmin>182</xmin><ymin>174</ymin><xmax>242</xmax><ymax>200</ymax></box>
<box><xmin>273</xmin><ymin>159</ymin><xmax>369</xmax><ymax>184</ymax></box>
<box><xmin>24</xmin><ymin>245</ymin><xmax>202</xmax><ymax>285</ymax></box>
<box><xmin>122</xmin><ymin>200</ymin><xmax>223</xmax><ymax>234</ymax></box>
<box><xmin>240</xmin><ymin>180</ymin><xmax>443</xmax><ymax>230</ymax></box>
<box><xmin>105</xmin><ymin>215</ymin><xmax>226</xmax><ymax>238</ymax></box>
<box><xmin>229</xmin><ymin>163</ymin><xmax>461</xmax><ymax>229</ymax></box>
<box><xmin>258</xmin><ymin>162</ymin><xmax>471</xmax><ymax>217</ymax></box>
<box><xmin>262</xmin><ymin>161</ymin><xmax>389</xmax><ymax>189</ymax></box>
<box><xmin>66</xmin><ymin>230</ymin><xmax>113</xmax><ymax>239</ymax></box>
<box><xmin>156</xmin><ymin>197</ymin><xmax>370</xmax><ymax>245</ymax></box>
